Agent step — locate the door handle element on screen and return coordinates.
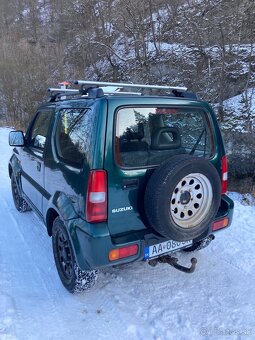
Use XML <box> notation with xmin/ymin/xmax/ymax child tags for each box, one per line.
<box><xmin>122</xmin><ymin>179</ymin><xmax>139</xmax><ymax>190</ymax></box>
<box><xmin>37</xmin><ymin>162</ymin><xmax>41</xmax><ymax>172</ymax></box>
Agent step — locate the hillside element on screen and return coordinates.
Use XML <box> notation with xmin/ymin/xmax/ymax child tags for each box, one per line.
<box><xmin>0</xmin><ymin>0</ymin><xmax>254</xmax><ymax>126</ymax></box>
<box><xmin>0</xmin><ymin>0</ymin><xmax>254</xmax><ymax>192</ymax></box>
<box><xmin>219</xmin><ymin>89</ymin><xmax>255</xmax><ymax>193</ymax></box>
<box><xmin>221</xmin><ymin>88</ymin><xmax>255</xmax><ymax>132</ymax></box>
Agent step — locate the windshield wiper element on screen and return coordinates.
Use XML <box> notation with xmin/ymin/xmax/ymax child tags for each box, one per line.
<box><xmin>189</xmin><ymin>129</ymin><xmax>205</xmax><ymax>155</ymax></box>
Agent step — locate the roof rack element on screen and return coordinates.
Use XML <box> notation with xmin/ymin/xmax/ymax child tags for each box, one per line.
<box><xmin>48</xmin><ymin>87</ymin><xmax>142</xmax><ymax>96</ymax></box>
<box><xmin>73</xmin><ymin>80</ymin><xmax>187</xmax><ymax>92</ymax></box>
<box><xmin>47</xmin><ymin>87</ymin><xmax>142</xmax><ymax>102</ymax></box>
<box><xmin>47</xmin><ymin>80</ymin><xmax>197</xmax><ymax>102</ymax></box>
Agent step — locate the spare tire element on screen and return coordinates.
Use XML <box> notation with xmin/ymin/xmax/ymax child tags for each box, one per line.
<box><xmin>144</xmin><ymin>155</ymin><xmax>221</xmax><ymax>241</ymax></box>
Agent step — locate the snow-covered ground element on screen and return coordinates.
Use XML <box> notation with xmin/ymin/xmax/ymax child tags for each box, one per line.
<box><xmin>0</xmin><ymin>127</ymin><xmax>254</xmax><ymax>340</ymax></box>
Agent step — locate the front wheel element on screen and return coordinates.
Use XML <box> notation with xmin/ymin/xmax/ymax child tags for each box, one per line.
<box><xmin>52</xmin><ymin>217</ymin><xmax>97</xmax><ymax>293</ymax></box>
<box><xmin>11</xmin><ymin>174</ymin><xmax>31</xmax><ymax>212</ymax></box>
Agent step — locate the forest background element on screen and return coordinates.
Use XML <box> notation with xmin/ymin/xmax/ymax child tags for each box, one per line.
<box><xmin>0</xmin><ymin>0</ymin><xmax>254</xmax><ymax>192</ymax></box>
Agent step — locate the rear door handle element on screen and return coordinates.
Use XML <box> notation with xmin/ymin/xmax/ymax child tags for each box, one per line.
<box><xmin>37</xmin><ymin>162</ymin><xmax>41</xmax><ymax>172</ymax></box>
<box><xmin>122</xmin><ymin>179</ymin><xmax>139</xmax><ymax>190</ymax></box>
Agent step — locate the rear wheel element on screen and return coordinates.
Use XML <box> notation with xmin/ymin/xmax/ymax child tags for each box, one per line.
<box><xmin>52</xmin><ymin>217</ymin><xmax>97</xmax><ymax>293</ymax></box>
<box><xmin>11</xmin><ymin>174</ymin><xmax>31</xmax><ymax>212</ymax></box>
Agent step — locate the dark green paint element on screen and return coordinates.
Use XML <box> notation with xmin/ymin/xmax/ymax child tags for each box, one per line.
<box><xmin>9</xmin><ymin>94</ymin><xmax>234</xmax><ymax>270</ymax></box>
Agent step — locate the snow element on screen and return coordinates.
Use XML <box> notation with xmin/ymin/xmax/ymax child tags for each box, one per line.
<box><xmin>224</xmin><ymin>88</ymin><xmax>255</xmax><ymax>113</ymax></box>
<box><xmin>220</xmin><ymin>88</ymin><xmax>255</xmax><ymax>132</ymax></box>
<box><xmin>0</xmin><ymin>127</ymin><xmax>255</xmax><ymax>340</ymax></box>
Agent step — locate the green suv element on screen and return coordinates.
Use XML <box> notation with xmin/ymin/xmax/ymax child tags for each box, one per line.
<box><xmin>8</xmin><ymin>80</ymin><xmax>234</xmax><ymax>293</ymax></box>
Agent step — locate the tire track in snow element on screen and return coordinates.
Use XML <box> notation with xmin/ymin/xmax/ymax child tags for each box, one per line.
<box><xmin>0</xmin><ymin>194</ymin><xmax>148</xmax><ymax>340</ymax></box>
<box><xmin>0</xmin><ymin>169</ymin><xmax>153</xmax><ymax>339</ymax></box>
<box><xmin>0</xmin><ymin>194</ymin><xmax>68</xmax><ymax>340</ymax></box>
<box><xmin>101</xmin><ymin>263</ymin><xmax>190</xmax><ymax>340</ymax></box>
<box><xmin>80</xmin><ymin>271</ymin><xmax>155</xmax><ymax>340</ymax></box>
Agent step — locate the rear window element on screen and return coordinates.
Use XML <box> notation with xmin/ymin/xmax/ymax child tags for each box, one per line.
<box><xmin>115</xmin><ymin>106</ymin><xmax>214</xmax><ymax>168</ymax></box>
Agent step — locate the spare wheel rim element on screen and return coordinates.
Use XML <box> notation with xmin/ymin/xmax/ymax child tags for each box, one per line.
<box><xmin>170</xmin><ymin>173</ymin><xmax>213</xmax><ymax>229</ymax></box>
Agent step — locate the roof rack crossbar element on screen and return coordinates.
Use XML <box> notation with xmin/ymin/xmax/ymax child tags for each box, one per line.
<box><xmin>106</xmin><ymin>91</ymin><xmax>141</xmax><ymax>95</ymax></box>
<box><xmin>48</xmin><ymin>88</ymin><xmax>80</xmax><ymax>94</ymax></box>
<box><xmin>73</xmin><ymin>80</ymin><xmax>187</xmax><ymax>92</ymax></box>
<box><xmin>48</xmin><ymin>87</ymin><xmax>142</xmax><ymax>99</ymax></box>
<box><xmin>48</xmin><ymin>89</ymin><xmax>125</xmax><ymax>102</ymax></box>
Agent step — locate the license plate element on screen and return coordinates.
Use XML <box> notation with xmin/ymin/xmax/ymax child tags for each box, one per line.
<box><xmin>144</xmin><ymin>239</ymin><xmax>193</xmax><ymax>260</ymax></box>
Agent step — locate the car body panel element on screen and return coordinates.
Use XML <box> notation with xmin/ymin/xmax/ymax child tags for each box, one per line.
<box><xmin>104</xmin><ymin>97</ymin><xmax>226</xmax><ymax>236</ymax></box>
<box><xmin>67</xmin><ymin>194</ymin><xmax>234</xmax><ymax>271</ymax></box>
<box><xmin>8</xmin><ymin>94</ymin><xmax>234</xmax><ymax>271</ymax></box>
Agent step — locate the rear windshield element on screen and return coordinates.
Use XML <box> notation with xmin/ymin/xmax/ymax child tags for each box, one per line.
<box><xmin>115</xmin><ymin>106</ymin><xmax>214</xmax><ymax>168</ymax></box>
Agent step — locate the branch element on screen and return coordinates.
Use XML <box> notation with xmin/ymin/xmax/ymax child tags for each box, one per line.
<box><xmin>90</xmin><ymin>40</ymin><xmax>127</xmax><ymax>62</ymax></box>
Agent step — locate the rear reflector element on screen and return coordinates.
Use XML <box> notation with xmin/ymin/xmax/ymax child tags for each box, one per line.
<box><xmin>86</xmin><ymin>170</ymin><xmax>107</xmax><ymax>223</ymax></box>
<box><xmin>109</xmin><ymin>245</ymin><xmax>138</xmax><ymax>261</ymax></box>
<box><xmin>212</xmin><ymin>217</ymin><xmax>229</xmax><ymax>231</ymax></box>
<box><xmin>221</xmin><ymin>155</ymin><xmax>228</xmax><ymax>195</ymax></box>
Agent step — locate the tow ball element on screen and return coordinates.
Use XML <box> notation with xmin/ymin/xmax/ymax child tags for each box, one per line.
<box><xmin>148</xmin><ymin>256</ymin><xmax>197</xmax><ymax>273</ymax></box>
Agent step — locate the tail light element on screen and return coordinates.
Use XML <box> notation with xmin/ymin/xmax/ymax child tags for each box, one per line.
<box><xmin>109</xmin><ymin>245</ymin><xmax>138</xmax><ymax>261</ymax></box>
<box><xmin>221</xmin><ymin>155</ymin><xmax>228</xmax><ymax>195</ymax></box>
<box><xmin>212</xmin><ymin>217</ymin><xmax>229</xmax><ymax>231</ymax></box>
<box><xmin>86</xmin><ymin>170</ymin><xmax>107</xmax><ymax>223</ymax></box>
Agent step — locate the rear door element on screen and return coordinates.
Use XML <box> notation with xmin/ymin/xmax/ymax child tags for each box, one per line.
<box><xmin>20</xmin><ymin>109</ymin><xmax>53</xmax><ymax>214</ymax></box>
<box><xmin>104</xmin><ymin>102</ymin><xmax>214</xmax><ymax>237</ymax></box>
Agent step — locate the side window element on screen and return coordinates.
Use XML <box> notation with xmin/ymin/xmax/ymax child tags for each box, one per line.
<box><xmin>30</xmin><ymin>111</ymin><xmax>53</xmax><ymax>149</ymax></box>
<box><xmin>55</xmin><ymin>108</ymin><xmax>96</xmax><ymax>167</ymax></box>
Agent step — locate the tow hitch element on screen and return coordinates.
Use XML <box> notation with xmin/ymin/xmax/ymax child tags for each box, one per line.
<box><xmin>148</xmin><ymin>256</ymin><xmax>197</xmax><ymax>273</ymax></box>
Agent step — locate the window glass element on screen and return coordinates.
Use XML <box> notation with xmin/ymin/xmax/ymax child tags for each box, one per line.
<box><xmin>30</xmin><ymin>111</ymin><xmax>52</xmax><ymax>149</ymax></box>
<box><xmin>55</xmin><ymin>108</ymin><xmax>96</xmax><ymax>167</ymax></box>
<box><xmin>115</xmin><ymin>107</ymin><xmax>213</xmax><ymax>168</ymax></box>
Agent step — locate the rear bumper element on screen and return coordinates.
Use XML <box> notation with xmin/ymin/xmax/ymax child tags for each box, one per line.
<box><xmin>69</xmin><ymin>194</ymin><xmax>234</xmax><ymax>271</ymax></box>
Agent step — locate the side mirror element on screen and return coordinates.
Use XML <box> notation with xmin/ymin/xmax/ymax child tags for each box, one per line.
<box><xmin>34</xmin><ymin>134</ymin><xmax>46</xmax><ymax>149</ymax></box>
<box><xmin>9</xmin><ymin>131</ymin><xmax>25</xmax><ymax>147</ymax></box>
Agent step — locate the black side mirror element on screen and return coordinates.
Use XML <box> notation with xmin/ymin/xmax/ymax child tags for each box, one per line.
<box><xmin>9</xmin><ymin>131</ymin><xmax>25</xmax><ymax>147</ymax></box>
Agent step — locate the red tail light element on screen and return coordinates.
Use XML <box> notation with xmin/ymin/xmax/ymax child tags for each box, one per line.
<box><xmin>212</xmin><ymin>217</ymin><xmax>229</xmax><ymax>231</ymax></box>
<box><xmin>109</xmin><ymin>245</ymin><xmax>138</xmax><ymax>261</ymax></box>
<box><xmin>221</xmin><ymin>155</ymin><xmax>228</xmax><ymax>195</ymax></box>
<box><xmin>86</xmin><ymin>170</ymin><xmax>107</xmax><ymax>223</ymax></box>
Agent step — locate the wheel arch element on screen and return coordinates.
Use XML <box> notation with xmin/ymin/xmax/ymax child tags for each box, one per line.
<box><xmin>46</xmin><ymin>208</ymin><xmax>59</xmax><ymax>236</ymax></box>
<box><xmin>45</xmin><ymin>191</ymin><xmax>79</xmax><ymax>236</ymax></box>
<box><xmin>8</xmin><ymin>163</ymin><xmax>13</xmax><ymax>178</ymax></box>
<box><xmin>9</xmin><ymin>154</ymin><xmax>22</xmax><ymax>179</ymax></box>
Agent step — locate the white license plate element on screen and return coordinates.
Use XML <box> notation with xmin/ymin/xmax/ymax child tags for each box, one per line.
<box><xmin>144</xmin><ymin>239</ymin><xmax>193</xmax><ymax>260</ymax></box>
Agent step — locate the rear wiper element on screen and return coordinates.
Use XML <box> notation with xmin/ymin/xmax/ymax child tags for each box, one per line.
<box><xmin>189</xmin><ymin>129</ymin><xmax>205</xmax><ymax>155</ymax></box>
